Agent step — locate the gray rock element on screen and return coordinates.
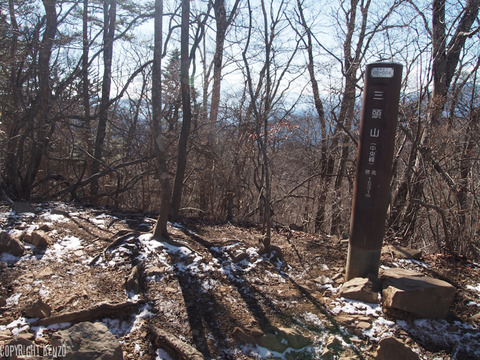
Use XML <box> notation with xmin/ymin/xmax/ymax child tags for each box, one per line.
<box><xmin>51</xmin><ymin>322</ymin><xmax>123</xmax><ymax>360</ymax></box>
<box><xmin>0</xmin><ymin>231</ymin><xmax>25</xmax><ymax>256</ymax></box>
<box><xmin>12</xmin><ymin>202</ymin><xmax>36</xmax><ymax>213</ymax></box>
<box><xmin>375</xmin><ymin>337</ymin><xmax>420</xmax><ymax>360</ymax></box>
<box><xmin>381</xmin><ymin>268</ymin><xmax>455</xmax><ymax>319</ymax></box>
<box><xmin>339</xmin><ymin>277</ymin><xmax>379</xmax><ymax>304</ymax></box>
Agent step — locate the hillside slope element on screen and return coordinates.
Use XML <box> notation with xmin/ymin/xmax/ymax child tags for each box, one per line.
<box><xmin>1</xmin><ymin>203</ymin><xmax>479</xmax><ymax>359</ymax></box>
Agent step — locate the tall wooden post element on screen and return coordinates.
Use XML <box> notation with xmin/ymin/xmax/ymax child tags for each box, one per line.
<box><xmin>346</xmin><ymin>62</ymin><xmax>403</xmax><ymax>280</ymax></box>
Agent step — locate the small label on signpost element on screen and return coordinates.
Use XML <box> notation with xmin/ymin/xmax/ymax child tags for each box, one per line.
<box><xmin>346</xmin><ymin>62</ymin><xmax>403</xmax><ymax>280</ymax></box>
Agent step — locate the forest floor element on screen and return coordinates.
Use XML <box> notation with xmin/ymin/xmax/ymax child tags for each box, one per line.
<box><xmin>0</xmin><ymin>202</ymin><xmax>479</xmax><ymax>359</ymax></box>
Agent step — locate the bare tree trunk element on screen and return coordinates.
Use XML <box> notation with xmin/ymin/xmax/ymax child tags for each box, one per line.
<box><xmin>90</xmin><ymin>0</ymin><xmax>116</xmax><ymax>199</ymax></box>
<box><xmin>4</xmin><ymin>0</ymin><xmax>22</xmax><ymax>197</ymax></box>
<box><xmin>81</xmin><ymin>0</ymin><xmax>92</xmax><ymax>198</ymax></box>
<box><xmin>169</xmin><ymin>0</ymin><xmax>192</xmax><ymax>221</ymax></box>
<box><xmin>296</xmin><ymin>0</ymin><xmax>331</xmax><ymax>234</ymax></box>
<box><xmin>20</xmin><ymin>0</ymin><xmax>58</xmax><ymax>199</ymax></box>
<box><xmin>330</xmin><ymin>0</ymin><xmax>363</xmax><ymax>235</ymax></box>
<box><xmin>152</xmin><ymin>0</ymin><xmax>172</xmax><ymax>240</ymax></box>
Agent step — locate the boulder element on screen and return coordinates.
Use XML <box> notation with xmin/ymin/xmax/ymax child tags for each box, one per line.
<box><xmin>23</xmin><ymin>230</ymin><xmax>52</xmax><ymax>248</ymax></box>
<box><xmin>339</xmin><ymin>277</ymin><xmax>379</xmax><ymax>304</ymax></box>
<box><xmin>382</xmin><ymin>245</ymin><xmax>422</xmax><ymax>260</ymax></box>
<box><xmin>0</xmin><ymin>231</ymin><xmax>25</xmax><ymax>256</ymax></box>
<box><xmin>374</xmin><ymin>337</ymin><xmax>420</xmax><ymax>360</ymax></box>
<box><xmin>0</xmin><ymin>296</ymin><xmax>6</xmax><ymax>307</ymax></box>
<box><xmin>381</xmin><ymin>268</ymin><xmax>455</xmax><ymax>319</ymax></box>
<box><xmin>51</xmin><ymin>322</ymin><xmax>123</xmax><ymax>360</ymax></box>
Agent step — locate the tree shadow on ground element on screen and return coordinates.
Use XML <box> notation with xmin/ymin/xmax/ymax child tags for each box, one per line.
<box><xmin>177</xmin><ymin>226</ymin><xmax>366</xmax><ymax>359</ymax></box>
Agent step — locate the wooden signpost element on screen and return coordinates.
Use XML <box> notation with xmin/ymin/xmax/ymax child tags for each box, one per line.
<box><xmin>346</xmin><ymin>62</ymin><xmax>403</xmax><ymax>280</ymax></box>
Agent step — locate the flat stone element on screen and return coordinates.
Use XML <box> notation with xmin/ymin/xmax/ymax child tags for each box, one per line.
<box><xmin>381</xmin><ymin>268</ymin><xmax>455</xmax><ymax>319</ymax></box>
<box><xmin>339</xmin><ymin>277</ymin><xmax>379</xmax><ymax>304</ymax></box>
<box><xmin>375</xmin><ymin>337</ymin><xmax>420</xmax><ymax>360</ymax></box>
<box><xmin>380</xmin><ymin>268</ymin><xmax>424</xmax><ymax>279</ymax></box>
<box><xmin>382</xmin><ymin>245</ymin><xmax>422</xmax><ymax>260</ymax></box>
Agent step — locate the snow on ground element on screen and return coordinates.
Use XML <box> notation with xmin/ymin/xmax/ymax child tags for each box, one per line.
<box><xmin>2</xmin><ymin>203</ymin><xmax>480</xmax><ymax>359</ymax></box>
<box><xmin>156</xmin><ymin>348</ymin><xmax>174</xmax><ymax>360</ymax></box>
<box><xmin>467</xmin><ymin>283</ymin><xmax>480</xmax><ymax>293</ymax></box>
<box><xmin>398</xmin><ymin>318</ymin><xmax>480</xmax><ymax>359</ymax></box>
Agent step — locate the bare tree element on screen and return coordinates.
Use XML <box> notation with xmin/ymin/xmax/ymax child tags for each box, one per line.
<box><xmin>151</xmin><ymin>0</ymin><xmax>172</xmax><ymax>240</ymax></box>
<box><xmin>399</xmin><ymin>0</ymin><xmax>480</xmax><ymax>250</ymax></box>
<box><xmin>90</xmin><ymin>0</ymin><xmax>117</xmax><ymax>198</ymax></box>
<box><xmin>242</xmin><ymin>0</ymin><xmax>302</xmax><ymax>250</ymax></box>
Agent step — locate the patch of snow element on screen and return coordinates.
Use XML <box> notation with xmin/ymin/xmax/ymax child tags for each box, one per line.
<box><xmin>397</xmin><ymin>258</ymin><xmax>431</xmax><ymax>269</ymax></box>
<box><xmin>134</xmin><ymin>343</ymin><xmax>142</xmax><ymax>355</ymax></box>
<box><xmin>2</xmin><ymin>317</ymin><xmax>29</xmax><ymax>337</ymax></box>
<box><xmin>330</xmin><ymin>298</ymin><xmax>397</xmax><ymax>342</ymax></box>
<box><xmin>467</xmin><ymin>283</ymin><xmax>480</xmax><ymax>293</ymax></box>
<box><xmin>170</xmin><ymin>222</ymin><xmax>184</xmax><ymax>229</ymax></box>
<box><xmin>397</xmin><ymin>319</ymin><xmax>480</xmax><ymax>359</ymax></box>
<box><xmin>238</xmin><ymin>343</ymin><xmax>316</xmax><ymax>359</ymax></box>
<box><xmin>201</xmin><ymin>278</ymin><xmax>219</xmax><ymax>292</ymax></box>
<box><xmin>317</xmin><ymin>283</ymin><xmax>342</xmax><ymax>294</ymax></box>
<box><xmin>32</xmin><ymin>322</ymin><xmax>71</xmax><ymax>338</ymax></box>
<box><xmin>363</xmin><ymin>316</ymin><xmax>397</xmax><ymax>342</ymax></box>
<box><xmin>59</xmin><ymin>235</ymin><xmax>82</xmax><ymax>250</ymax></box>
<box><xmin>331</xmin><ymin>298</ymin><xmax>381</xmax><ymax>317</ymax></box>
<box><xmin>0</xmin><ymin>252</ymin><xmax>19</xmax><ymax>264</ymax></box>
<box><xmin>156</xmin><ymin>348</ymin><xmax>174</xmax><ymax>360</ymax></box>
<box><xmin>40</xmin><ymin>212</ymin><xmax>69</xmax><ymax>223</ymax></box>
<box><xmin>131</xmin><ymin>304</ymin><xmax>154</xmax><ymax>332</ymax></box>
<box><xmin>6</xmin><ymin>293</ymin><xmax>22</xmax><ymax>307</ymax></box>
<box><xmin>103</xmin><ymin>317</ymin><xmax>136</xmax><ymax>337</ymax></box>
<box><xmin>89</xmin><ymin>213</ymin><xmax>117</xmax><ymax>228</ymax></box>
<box><xmin>301</xmin><ymin>312</ymin><xmax>327</xmax><ymax>328</ymax></box>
